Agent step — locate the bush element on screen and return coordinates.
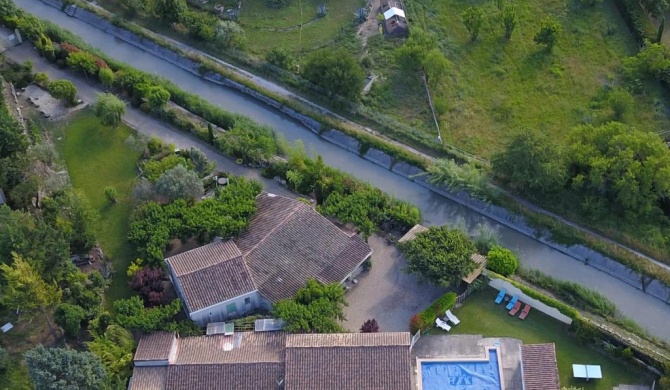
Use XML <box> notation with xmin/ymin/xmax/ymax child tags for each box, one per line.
<box><xmin>409</xmin><ymin>314</ymin><xmax>426</xmax><ymax>334</ymax></box>
<box><xmin>129</xmin><ymin>267</ymin><xmax>166</xmax><ymax>306</ymax></box>
<box><xmin>360</xmin><ymin>318</ymin><xmax>379</xmax><ymax>333</ymax></box>
<box><xmin>55</xmin><ymin>303</ymin><xmax>87</xmax><ymax>339</ymax></box>
<box><xmin>658</xmin><ymin>376</ymin><xmax>670</xmax><ymax>390</ymax></box>
<box><xmin>47</xmin><ymin>79</ymin><xmax>77</xmax><ymax>106</ymax></box>
<box><xmin>0</xmin><ymin>347</ymin><xmax>9</xmax><ymax>374</ymax></box>
<box><xmin>486</xmin><ymin>246</ymin><xmax>519</xmax><ymax>276</ymax></box>
<box><xmin>34</xmin><ymin>72</ymin><xmax>49</xmax><ymax>87</ymax></box>
<box><xmin>613</xmin><ymin>0</ymin><xmax>657</xmax><ymax>44</ymax></box>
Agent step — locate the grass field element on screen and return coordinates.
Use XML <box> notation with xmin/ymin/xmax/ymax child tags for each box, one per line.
<box><xmin>432</xmin><ymin>287</ymin><xmax>653</xmax><ymax>389</ymax></box>
<box><xmin>366</xmin><ymin>0</ymin><xmax>670</xmax><ymax>157</ymax></box>
<box><xmin>54</xmin><ymin>111</ymin><xmax>140</xmax><ymax>305</ymax></box>
<box><xmin>240</xmin><ymin>0</ymin><xmax>365</xmax><ymax>53</ymax></box>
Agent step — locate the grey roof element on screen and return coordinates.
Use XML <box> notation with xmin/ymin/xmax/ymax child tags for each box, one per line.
<box><xmin>520</xmin><ymin>343</ymin><xmax>560</xmax><ymax>390</ymax></box>
<box><xmin>128</xmin><ymin>367</ymin><xmax>167</xmax><ymax>390</ymax></box>
<box><xmin>236</xmin><ymin>193</ymin><xmax>372</xmax><ymax>302</ymax></box>
<box><xmin>134</xmin><ymin>332</ymin><xmax>176</xmax><ymax>362</ymax></box>
<box><xmin>165</xmin><ymin>240</ymin><xmax>256</xmax><ymax>313</ymax></box>
<box><xmin>285</xmin><ymin>333</ymin><xmax>411</xmax><ymax>390</ymax></box>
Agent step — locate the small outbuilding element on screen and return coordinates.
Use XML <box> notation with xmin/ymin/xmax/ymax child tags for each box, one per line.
<box><xmin>380</xmin><ymin>0</ymin><xmax>409</xmax><ymax>36</ymax></box>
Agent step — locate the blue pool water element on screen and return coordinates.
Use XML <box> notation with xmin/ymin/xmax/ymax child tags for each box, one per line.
<box><xmin>421</xmin><ymin>349</ymin><xmax>502</xmax><ymax>390</ymax></box>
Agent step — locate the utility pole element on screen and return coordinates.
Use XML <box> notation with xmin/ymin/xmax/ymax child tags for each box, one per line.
<box><xmin>422</xmin><ymin>74</ymin><xmax>443</xmax><ymax>144</ymax></box>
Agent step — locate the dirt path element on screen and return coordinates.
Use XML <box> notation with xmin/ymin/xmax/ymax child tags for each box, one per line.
<box><xmin>357</xmin><ymin>0</ymin><xmax>381</xmax><ymax>47</ymax></box>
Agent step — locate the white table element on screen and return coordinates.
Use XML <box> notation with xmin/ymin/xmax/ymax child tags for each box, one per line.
<box><xmin>572</xmin><ymin>364</ymin><xmax>602</xmax><ymax>380</ymax></box>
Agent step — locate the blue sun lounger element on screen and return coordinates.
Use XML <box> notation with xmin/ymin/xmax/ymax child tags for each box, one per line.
<box><xmin>494</xmin><ymin>290</ymin><xmax>506</xmax><ymax>304</ymax></box>
<box><xmin>505</xmin><ymin>295</ymin><xmax>519</xmax><ymax>310</ymax></box>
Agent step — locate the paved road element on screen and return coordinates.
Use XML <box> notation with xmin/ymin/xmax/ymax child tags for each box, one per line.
<box><xmin>8</xmin><ymin>3</ymin><xmax>670</xmax><ymax>342</ymax></box>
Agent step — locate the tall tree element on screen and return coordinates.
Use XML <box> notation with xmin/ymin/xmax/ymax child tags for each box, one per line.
<box><xmin>302</xmin><ymin>49</ymin><xmax>365</xmax><ymax>101</ymax></box>
<box><xmin>0</xmin><ymin>253</ymin><xmax>61</xmax><ymax>333</ymax></box>
<box><xmin>534</xmin><ymin>17</ymin><xmax>562</xmax><ymax>50</ymax></box>
<box><xmin>94</xmin><ymin>93</ymin><xmax>126</xmax><ymax>129</ymax></box>
<box><xmin>24</xmin><ymin>346</ymin><xmax>107</xmax><ymax>390</ymax></box>
<box><xmin>462</xmin><ymin>7</ymin><xmax>484</xmax><ymax>41</ymax></box>
<box><xmin>273</xmin><ymin>280</ymin><xmax>347</xmax><ymax>333</ymax></box>
<box><xmin>567</xmin><ymin>122</ymin><xmax>670</xmax><ymax>218</ymax></box>
<box><xmin>398</xmin><ymin>226</ymin><xmax>477</xmax><ymax>287</ymax></box>
<box><xmin>153</xmin><ymin>0</ymin><xmax>187</xmax><ymax>22</ymax></box>
<box><xmin>491</xmin><ymin>130</ymin><xmax>567</xmax><ymax>195</ymax></box>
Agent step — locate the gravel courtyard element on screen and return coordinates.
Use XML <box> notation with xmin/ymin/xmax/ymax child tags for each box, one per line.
<box><xmin>342</xmin><ymin>235</ymin><xmax>447</xmax><ymax>332</ymax></box>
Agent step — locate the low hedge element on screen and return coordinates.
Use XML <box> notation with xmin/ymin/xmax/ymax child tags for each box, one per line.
<box><xmin>409</xmin><ymin>292</ymin><xmax>457</xmax><ymax>333</ymax></box>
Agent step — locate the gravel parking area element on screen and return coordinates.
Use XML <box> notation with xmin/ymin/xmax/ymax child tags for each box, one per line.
<box><xmin>342</xmin><ymin>235</ymin><xmax>447</xmax><ymax>332</ymax></box>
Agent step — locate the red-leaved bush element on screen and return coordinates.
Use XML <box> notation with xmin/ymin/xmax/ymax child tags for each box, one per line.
<box><xmin>129</xmin><ymin>267</ymin><xmax>166</xmax><ymax>306</ymax></box>
<box><xmin>360</xmin><ymin>318</ymin><xmax>379</xmax><ymax>333</ymax></box>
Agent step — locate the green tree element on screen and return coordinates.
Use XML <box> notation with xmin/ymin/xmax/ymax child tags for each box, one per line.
<box><xmin>622</xmin><ymin>42</ymin><xmax>670</xmax><ymax>81</ymax></box>
<box><xmin>48</xmin><ymin>80</ymin><xmax>77</xmax><ymax>106</ymax></box>
<box><xmin>567</xmin><ymin>122</ymin><xmax>670</xmax><ymax>217</ymax></box>
<box><xmin>87</xmin><ymin>324</ymin><xmax>135</xmax><ymax>381</ymax></box>
<box><xmin>492</xmin><ymin>130</ymin><xmax>567</xmax><ymax>195</ymax></box>
<box><xmin>486</xmin><ymin>245</ymin><xmax>519</xmax><ymax>276</ymax></box>
<box><xmin>153</xmin><ymin>0</ymin><xmax>186</xmax><ymax>22</ymax></box>
<box><xmin>24</xmin><ymin>346</ymin><xmax>107</xmax><ymax>390</ymax></box>
<box><xmin>462</xmin><ymin>7</ymin><xmax>484</xmax><ymax>41</ymax></box>
<box><xmin>534</xmin><ymin>17</ymin><xmax>562</xmax><ymax>50</ymax></box>
<box><xmin>113</xmin><ymin>296</ymin><xmax>181</xmax><ymax>332</ymax></box>
<box><xmin>40</xmin><ymin>189</ymin><xmax>98</xmax><ymax>252</ymax></box>
<box><xmin>98</xmin><ymin>67</ymin><xmax>115</xmax><ymax>88</ymax></box>
<box><xmin>105</xmin><ymin>186</ymin><xmax>118</xmax><ymax>204</ymax></box>
<box><xmin>398</xmin><ymin>226</ymin><xmax>477</xmax><ymax>286</ymax></box>
<box><xmin>142</xmin><ymin>154</ymin><xmax>192</xmax><ymax>182</ymax></box>
<box><xmin>55</xmin><ymin>303</ymin><xmax>86</xmax><ymax>339</ymax></box>
<box><xmin>94</xmin><ymin>93</ymin><xmax>126</xmax><ymax>128</ymax></box>
<box><xmin>608</xmin><ymin>87</ymin><xmax>635</xmax><ymax>120</ymax></box>
<box><xmin>216</xmin><ymin>120</ymin><xmax>278</xmax><ymax>164</ymax></box>
<box><xmin>302</xmin><ymin>49</ymin><xmax>365</xmax><ymax>101</ymax></box>
<box><xmin>0</xmin><ymin>253</ymin><xmax>62</xmax><ymax>322</ymax></box>
<box><xmin>0</xmin><ymin>108</ymin><xmax>28</xmax><ymax>158</ymax></box>
<box><xmin>120</xmin><ymin>0</ymin><xmax>147</xmax><ymax>16</ymax></box>
<box><xmin>0</xmin><ymin>347</ymin><xmax>9</xmax><ymax>374</ymax></box>
<box><xmin>501</xmin><ymin>5</ymin><xmax>517</xmax><ymax>39</ymax></box>
<box><xmin>273</xmin><ymin>279</ymin><xmax>346</xmax><ymax>333</ymax></box>
<box><xmin>0</xmin><ymin>208</ymin><xmax>72</xmax><ymax>282</ymax></box>
<box><xmin>154</xmin><ymin>165</ymin><xmax>205</xmax><ymax>201</ymax></box>
<box><xmin>136</xmin><ymin>84</ymin><xmax>170</xmax><ymax>111</ymax></box>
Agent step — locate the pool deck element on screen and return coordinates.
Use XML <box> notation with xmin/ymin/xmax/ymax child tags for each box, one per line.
<box><xmin>411</xmin><ymin>335</ymin><xmax>524</xmax><ymax>390</ymax></box>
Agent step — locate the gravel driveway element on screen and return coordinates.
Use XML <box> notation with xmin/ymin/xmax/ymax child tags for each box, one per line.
<box><xmin>342</xmin><ymin>235</ymin><xmax>447</xmax><ymax>332</ymax></box>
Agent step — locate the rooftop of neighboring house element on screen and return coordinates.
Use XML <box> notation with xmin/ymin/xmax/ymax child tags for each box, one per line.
<box><xmin>128</xmin><ymin>331</ymin><xmax>411</xmax><ymax>390</ymax></box>
<box><xmin>165</xmin><ymin>193</ymin><xmax>372</xmax><ymax>314</ymax></box>
<box><xmin>520</xmin><ymin>343</ymin><xmax>560</xmax><ymax>390</ymax></box>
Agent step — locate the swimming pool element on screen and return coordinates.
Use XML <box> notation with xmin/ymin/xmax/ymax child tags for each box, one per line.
<box><xmin>420</xmin><ymin>349</ymin><xmax>502</xmax><ymax>390</ymax></box>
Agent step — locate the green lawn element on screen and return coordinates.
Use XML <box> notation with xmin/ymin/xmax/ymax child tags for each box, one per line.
<box><xmin>435</xmin><ymin>287</ymin><xmax>653</xmax><ymax>389</ymax></box>
<box><xmin>367</xmin><ymin>0</ymin><xmax>670</xmax><ymax>157</ymax></box>
<box><xmin>54</xmin><ymin>110</ymin><xmax>140</xmax><ymax>305</ymax></box>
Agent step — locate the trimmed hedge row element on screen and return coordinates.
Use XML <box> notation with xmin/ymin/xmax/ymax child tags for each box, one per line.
<box><xmin>409</xmin><ymin>292</ymin><xmax>457</xmax><ymax>333</ymax></box>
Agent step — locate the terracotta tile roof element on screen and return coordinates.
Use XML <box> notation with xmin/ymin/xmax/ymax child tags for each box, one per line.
<box><xmin>128</xmin><ymin>367</ymin><xmax>167</xmax><ymax>390</ymax></box>
<box><xmin>165</xmin><ymin>240</ymin><xmax>255</xmax><ymax>313</ymax></box>
<box><xmin>174</xmin><ymin>332</ymin><xmax>286</xmax><ymax>365</ymax></box>
<box><xmin>286</xmin><ymin>332</ymin><xmax>410</xmax><ymax>348</ymax></box>
<box><xmin>164</xmin><ymin>363</ymin><xmax>285</xmax><ymax>390</ymax></box>
<box><xmin>520</xmin><ymin>343</ymin><xmax>560</xmax><ymax>390</ymax></box>
<box><xmin>134</xmin><ymin>332</ymin><xmax>176</xmax><ymax>362</ymax></box>
<box><xmin>285</xmin><ymin>333</ymin><xmax>411</xmax><ymax>390</ymax></box>
<box><xmin>237</xmin><ymin>193</ymin><xmax>372</xmax><ymax>302</ymax></box>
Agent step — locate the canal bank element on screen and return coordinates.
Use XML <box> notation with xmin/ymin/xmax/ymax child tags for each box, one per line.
<box><xmin>13</xmin><ymin>0</ymin><xmax>670</xmax><ymax>342</ymax></box>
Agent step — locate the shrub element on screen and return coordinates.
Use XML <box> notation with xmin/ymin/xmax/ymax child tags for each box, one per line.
<box><xmin>129</xmin><ymin>267</ymin><xmax>166</xmax><ymax>306</ymax></box>
<box><xmin>411</xmin><ymin>292</ymin><xmax>457</xmax><ymax>332</ymax></box>
<box><xmin>55</xmin><ymin>303</ymin><xmax>87</xmax><ymax>339</ymax></box>
<box><xmin>409</xmin><ymin>314</ymin><xmax>426</xmax><ymax>334</ymax></box>
<box><xmin>47</xmin><ymin>79</ymin><xmax>77</xmax><ymax>106</ymax></box>
<box><xmin>0</xmin><ymin>347</ymin><xmax>9</xmax><ymax>374</ymax></box>
<box><xmin>360</xmin><ymin>318</ymin><xmax>379</xmax><ymax>333</ymax></box>
<box><xmin>34</xmin><ymin>72</ymin><xmax>49</xmax><ymax>87</ymax></box>
<box><xmin>104</xmin><ymin>186</ymin><xmax>117</xmax><ymax>203</ymax></box>
<box><xmin>486</xmin><ymin>246</ymin><xmax>519</xmax><ymax>276</ymax></box>
<box><xmin>608</xmin><ymin>87</ymin><xmax>635</xmax><ymax>120</ymax></box>
<box><xmin>658</xmin><ymin>376</ymin><xmax>670</xmax><ymax>390</ymax></box>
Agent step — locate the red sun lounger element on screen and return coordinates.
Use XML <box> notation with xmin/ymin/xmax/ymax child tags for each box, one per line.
<box><xmin>519</xmin><ymin>304</ymin><xmax>532</xmax><ymax>320</ymax></box>
<box><xmin>509</xmin><ymin>301</ymin><xmax>522</xmax><ymax>316</ymax></box>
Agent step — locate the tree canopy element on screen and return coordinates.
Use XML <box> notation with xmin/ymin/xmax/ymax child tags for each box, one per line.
<box><xmin>154</xmin><ymin>164</ymin><xmax>204</xmax><ymax>202</ymax></box>
<box><xmin>399</xmin><ymin>226</ymin><xmax>477</xmax><ymax>286</ymax></box>
<box><xmin>113</xmin><ymin>296</ymin><xmax>181</xmax><ymax>332</ymax></box>
<box><xmin>492</xmin><ymin>130</ymin><xmax>567</xmax><ymax>195</ymax></box>
<box><xmin>273</xmin><ymin>279</ymin><xmax>347</xmax><ymax>333</ymax></box>
<box><xmin>486</xmin><ymin>246</ymin><xmax>519</xmax><ymax>276</ymax></box>
<box><xmin>566</xmin><ymin>122</ymin><xmax>670</xmax><ymax>218</ymax></box>
<box><xmin>0</xmin><ymin>252</ymin><xmax>61</xmax><ymax>321</ymax></box>
<box><xmin>534</xmin><ymin>17</ymin><xmax>562</xmax><ymax>50</ymax></box>
<box><xmin>302</xmin><ymin>49</ymin><xmax>365</xmax><ymax>101</ymax></box>
<box><xmin>153</xmin><ymin>0</ymin><xmax>186</xmax><ymax>22</ymax></box>
<box><xmin>24</xmin><ymin>346</ymin><xmax>107</xmax><ymax>390</ymax></box>
<box><xmin>48</xmin><ymin>80</ymin><xmax>77</xmax><ymax>106</ymax></box>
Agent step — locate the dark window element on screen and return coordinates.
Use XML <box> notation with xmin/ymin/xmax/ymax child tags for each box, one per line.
<box><xmin>244</xmin><ymin>297</ymin><xmax>251</xmax><ymax>305</ymax></box>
